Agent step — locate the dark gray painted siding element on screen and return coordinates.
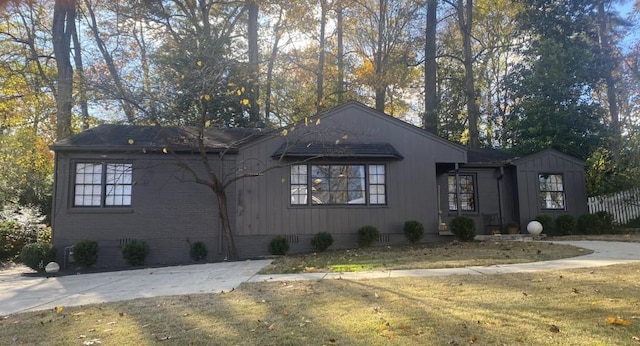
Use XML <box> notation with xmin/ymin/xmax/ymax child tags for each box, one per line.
<box><xmin>232</xmin><ymin>103</ymin><xmax>467</xmax><ymax>258</ymax></box>
<box><xmin>52</xmin><ymin>151</ymin><xmax>232</xmax><ymax>266</ymax></box>
<box><xmin>514</xmin><ymin>150</ymin><xmax>588</xmax><ymax>231</ymax></box>
<box><xmin>438</xmin><ymin>167</ymin><xmax>518</xmax><ymax>234</ymax></box>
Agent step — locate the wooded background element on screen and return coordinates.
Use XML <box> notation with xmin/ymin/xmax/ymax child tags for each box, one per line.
<box><xmin>1</xmin><ymin>0</ymin><xmax>639</xmax><ymax>217</ymax></box>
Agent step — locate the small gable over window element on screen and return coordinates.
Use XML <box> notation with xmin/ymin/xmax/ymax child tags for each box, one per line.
<box><xmin>272</xmin><ymin>142</ymin><xmax>403</xmax><ymax>160</ymax></box>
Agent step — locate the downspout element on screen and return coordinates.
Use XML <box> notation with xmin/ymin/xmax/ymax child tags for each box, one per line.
<box><xmin>455</xmin><ymin>162</ymin><xmax>461</xmax><ymax>216</ymax></box>
<box><xmin>497</xmin><ymin>166</ymin><xmax>504</xmax><ymax>230</ymax></box>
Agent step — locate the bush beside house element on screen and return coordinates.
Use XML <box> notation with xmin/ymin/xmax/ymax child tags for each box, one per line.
<box><xmin>450</xmin><ymin>216</ymin><xmax>476</xmax><ymax>242</ymax></box>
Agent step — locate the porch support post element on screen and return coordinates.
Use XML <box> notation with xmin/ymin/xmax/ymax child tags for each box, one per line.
<box><xmin>455</xmin><ymin>162</ymin><xmax>461</xmax><ymax>216</ymax></box>
<box><xmin>497</xmin><ymin>166</ymin><xmax>505</xmax><ymax>229</ymax></box>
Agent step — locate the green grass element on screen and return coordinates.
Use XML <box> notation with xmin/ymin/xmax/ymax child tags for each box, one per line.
<box><xmin>2</xmin><ymin>262</ymin><xmax>639</xmax><ymax>345</ymax></box>
<box><xmin>260</xmin><ymin>241</ymin><xmax>592</xmax><ymax>274</ymax></box>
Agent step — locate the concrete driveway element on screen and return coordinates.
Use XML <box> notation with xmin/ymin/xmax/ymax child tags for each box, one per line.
<box><xmin>0</xmin><ymin>260</ymin><xmax>271</xmax><ymax>316</ymax></box>
<box><xmin>2</xmin><ymin>240</ymin><xmax>640</xmax><ymax>316</ymax></box>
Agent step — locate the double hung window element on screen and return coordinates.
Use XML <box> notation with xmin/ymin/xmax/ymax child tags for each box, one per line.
<box><xmin>74</xmin><ymin>162</ymin><xmax>132</xmax><ymax>207</ymax></box>
<box><xmin>539</xmin><ymin>173</ymin><xmax>565</xmax><ymax>210</ymax></box>
<box><xmin>448</xmin><ymin>175</ymin><xmax>476</xmax><ymax>212</ymax></box>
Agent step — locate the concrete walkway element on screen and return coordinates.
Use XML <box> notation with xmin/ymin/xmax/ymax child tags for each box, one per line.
<box><xmin>250</xmin><ymin>241</ymin><xmax>640</xmax><ymax>282</ymax></box>
<box><xmin>1</xmin><ymin>241</ymin><xmax>639</xmax><ymax>316</ymax></box>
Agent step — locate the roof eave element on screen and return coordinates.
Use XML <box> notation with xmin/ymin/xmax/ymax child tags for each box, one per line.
<box><xmin>50</xmin><ymin>145</ymin><xmax>240</xmax><ymax>154</ymax></box>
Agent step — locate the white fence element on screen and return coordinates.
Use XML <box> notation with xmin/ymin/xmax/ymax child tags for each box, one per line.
<box><xmin>588</xmin><ymin>187</ymin><xmax>640</xmax><ymax>225</ymax></box>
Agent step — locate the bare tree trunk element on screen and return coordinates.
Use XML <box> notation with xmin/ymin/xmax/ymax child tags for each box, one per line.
<box><xmin>375</xmin><ymin>0</ymin><xmax>387</xmax><ymax>112</ymax></box>
<box><xmin>52</xmin><ymin>0</ymin><xmax>75</xmax><ymax>139</ymax></box>
<box><xmin>597</xmin><ymin>0</ymin><xmax>620</xmax><ymax>155</ymax></box>
<box><xmin>317</xmin><ymin>0</ymin><xmax>328</xmax><ymax>113</ymax></box>
<box><xmin>424</xmin><ymin>0</ymin><xmax>438</xmax><ymax>133</ymax></box>
<box><xmin>247</xmin><ymin>0</ymin><xmax>260</xmax><ymax>123</ymax></box>
<box><xmin>457</xmin><ymin>0</ymin><xmax>480</xmax><ymax>148</ymax></box>
<box><xmin>264</xmin><ymin>9</ymin><xmax>283</xmax><ymax>122</ymax></box>
<box><xmin>336</xmin><ymin>0</ymin><xmax>345</xmax><ymax>103</ymax></box>
<box><xmin>214</xmin><ymin>187</ymin><xmax>239</xmax><ymax>261</ymax></box>
<box><xmin>71</xmin><ymin>14</ymin><xmax>89</xmax><ymax>131</ymax></box>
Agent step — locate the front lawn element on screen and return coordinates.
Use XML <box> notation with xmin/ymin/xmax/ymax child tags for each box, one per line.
<box><xmin>259</xmin><ymin>240</ymin><xmax>591</xmax><ymax>274</ymax></box>
<box><xmin>2</xmin><ymin>262</ymin><xmax>639</xmax><ymax>345</ymax></box>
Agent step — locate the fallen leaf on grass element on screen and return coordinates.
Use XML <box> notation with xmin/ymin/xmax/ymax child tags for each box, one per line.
<box><xmin>549</xmin><ymin>324</ymin><xmax>560</xmax><ymax>333</ymax></box>
<box><xmin>606</xmin><ymin>316</ymin><xmax>631</xmax><ymax>326</ymax></box>
<box><xmin>54</xmin><ymin>306</ymin><xmax>63</xmax><ymax>314</ymax></box>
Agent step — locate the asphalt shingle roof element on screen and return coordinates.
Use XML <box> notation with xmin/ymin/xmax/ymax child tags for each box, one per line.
<box><xmin>271</xmin><ymin>142</ymin><xmax>404</xmax><ymax>160</ymax></box>
<box><xmin>51</xmin><ymin>124</ymin><xmax>261</xmax><ymax>152</ymax></box>
<box><xmin>466</xmin><ymin>148</ymin><xmax>517</xmax><ymax>164</ymax></box>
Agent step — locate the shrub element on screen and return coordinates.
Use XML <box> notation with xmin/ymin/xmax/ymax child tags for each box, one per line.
<box><xmin>554</xmin><ymin>214</ymin><xmax>576</xmax><ymax>236</ymax></box>
<box><xmin>122</xmin><ymin>240</ymin><xmax>150</xmax><ymax>266</ymax></box>
<box><xmin>73</xmin><ymin>240</ymin><xmax>99</xmax><ymax>267</ymax></box>
<box><xmin>19</xmin><ymin>242</ymin><xmax>56</xmax><ymax>271</ymax></box>
<box><xmin>450</xmin><ymin>216</ymin><xmax>476</xmax><ymax>242</ymax></box>
<box><xmin>595</xmin><ymin>211</ymin><xmax>614</xmax><ymax>233</ymax></box>
<box><xmin>624</xmin><ymin>215</ymin><xmax>640</xmax><ymax>228</ymax></box>
<box><xmin>357</xmin><ymin>226</ymin><xmax>380</xmax><ymax>247</ymax></box>
<box><xmin>0</xmin><ymin>221</ymin><xmax>25</xmax><ymax>261</ymax></box>
<box><xmin>403</xmin><ymin>220</ymin><xmax>424</xmax><ymax>244</ymax></box>
<box><xmin>577</xmin><ymin>214</ymin><xmax>602</xmax><ymax>235</ymax></box>
<box><xmin>190</xmin><ymin>241</ymin><xmax>208</xmax><ymax>261</ymax></box>
<box><xmin>0</xmin><ymin>204</ymin><xmax>51</xmax><ymax>261</ymax></box>
<box><xmin>311</xmin><ymin>232</ymin><xmax>334</xmax><ymax>252</ymax></box>
<box><xmin>534</xmin><ymin>214</ymin><xmax>554</xmax><ymax>234</ymax></box>
<box><xmin>269</xmin><ymin>236</ymin><xmax>289</xmax><ymax>255</ymax></box>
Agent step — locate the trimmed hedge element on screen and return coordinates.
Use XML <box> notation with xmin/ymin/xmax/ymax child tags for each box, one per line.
<box><xmin>403</xmin><ymin>220</ymin><xmax>424</xmax><ymax>244</ymax></box>
<box><xmin>595</xmin><ymin>211</ymin><xmax>614</xmax><ymax>232</ymax></box>
<box><xmin>19</xmin><ymin>242</ymin><xmax>56</xmax><ymax>272</ymax></box>
<box><xmin>73</xmin><ymin>240</ymin><xmax>99</xmax><ymax>267</ymax></box>
<box><xmin>554</xmin><ymin>214</ymin><xmax>576</xmax><ymax>236</ymax></box>
<box><xmin>269</xmin><ymin>236</ymin><xmax>289</xmax><ymax>255</ymax></box>
<box><xmin>450</xmin><ymin>216</ymin><xmax>475</xmax><ymax>242</ymax></box>
<box><xmin>357</xmin><ymin>226</ymin><xmax>380</xmax><ymax>247</ymax></box>
<box><xmin>122</xmin><ymin>240</ymin><xmax>150</xmax><ymax>266</ymax></box>
<box><xmin>534</xmin><ymin>214</ymin><xmax>554</xmax><ymax>234</ymax></box>
<box><xmin>190</xmin><ymin>241</ymin><xmax>208</xmax><ymax>261</ymax></box>
<box><xmin>311</xmin><ymin>232</ymin><xmax>334</xmax><ymax>252</ymax></box>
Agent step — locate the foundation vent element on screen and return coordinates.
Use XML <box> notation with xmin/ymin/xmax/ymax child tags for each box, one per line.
<box><xmin>378</xmin><ymin>233</ymin><xmax>390</xmax><ymax>243</ymax></box>
<box><xmin>286</xmin><ymin>235</ymin><xmax>299</xmax><ymax>244</ymax></box>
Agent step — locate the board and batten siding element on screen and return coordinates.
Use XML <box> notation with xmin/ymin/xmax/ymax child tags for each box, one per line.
<box><xmin>52</xmin><ymin>151</ymin><xmax>229</xmax><ymax>266</ymax></box>
<box><xmin>438</xmin><ymin>166</ymin><xmax>518</xmax><ymax>234</ymax></box>
<box><xmin>232</xmin><ymin>102</ymin><xmax>466</xmax><ymax>257</ymax></box>
<box><xmin>514</xmin><ymin>149</ymin><xmax>588</xmax><ymax>230</ymax></box>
